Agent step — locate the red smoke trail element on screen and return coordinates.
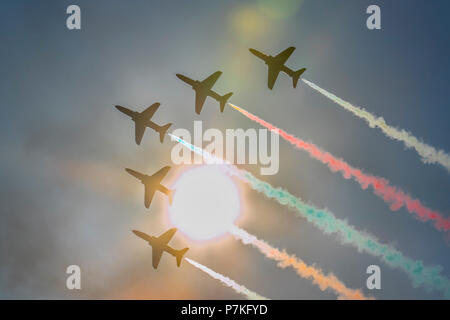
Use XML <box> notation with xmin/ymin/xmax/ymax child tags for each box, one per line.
<box><xmin>229</xmin><ymin>103</ymin><xmax>450</xmax><ymax>232</ymax></box>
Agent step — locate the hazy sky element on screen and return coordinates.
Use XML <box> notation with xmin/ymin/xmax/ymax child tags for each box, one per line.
<box><xmin>0</xmin><ymin>0</ymin><xmax>449</xmax><ymax>299</ymax></box>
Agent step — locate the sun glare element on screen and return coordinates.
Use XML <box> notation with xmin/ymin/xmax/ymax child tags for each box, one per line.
<box><xmin>168</xmin><ymin>165</ymin><xmax>241</xmax><ymax>241</ymax></box>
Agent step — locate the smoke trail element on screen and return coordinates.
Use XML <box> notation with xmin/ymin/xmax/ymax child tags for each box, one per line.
<box><xmin>228</xmin><ymin>103</ymin><xmax>450</xmax><ymax>233</ymax></box>
<box><xmin>302</xmin><ymin>79</ymin><xmax>450</xmax><ymax>173</ymax></box>
<box><xmin>185</xmin><ymin>258</ymin><xmax>269</xmax><ymax>300</ymax></box>
<box><xmin>242</xmin><ymin>171</ymin><xmax>450</xmax><ymax>298</ymax></box>
<box><xmin>229</xmin><ymin>226</ymin><xmax>370</xmax><ymax>300</ymax></box>
<box><xmin>169</xmin><ymin>133</ymin><xmax>242</xmax><ymax>177</ymax></box>
<box><xmin>170</xmin><ymin>134</ymin><xmax>450</xmax><ymax>297</ymax></box>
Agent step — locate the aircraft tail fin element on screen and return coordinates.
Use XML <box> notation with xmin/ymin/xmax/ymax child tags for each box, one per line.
<box><xmin>175</xmin><ymin>247</ymin><xmax>189</xmax><ymax>267</ymax></box>
<box><xmin>158</xmin><ymin>123</ymin><xmax>172</xmax><ymax>143</ymax></box>
<box><xmin>292</xmin><ymin>68</ymin><xmax>306</xmax><ymax>88</ymax></box>
<box><xmin>219</xmin><ymin>92</ymin><xmax>233</xmax><ymax>112</ymax></box>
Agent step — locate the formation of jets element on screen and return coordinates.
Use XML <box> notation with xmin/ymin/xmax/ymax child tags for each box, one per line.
<box><xmin>115</xmin><ymin>46</ymin><xmax>306</xmax><ymax>270</ymax></box>
<box><xmin>133</xmin><ymin>228</ymin><xmax>188</xmax><ymax>269</ymax></box>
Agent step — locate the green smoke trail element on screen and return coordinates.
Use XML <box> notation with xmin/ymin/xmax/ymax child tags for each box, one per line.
<box><xmin>243</xmin><ymin>172</ymin><xmax>450</xmax><ymax>298</ymax></box>
<box><xmin>170</xmin><ymin>133</ymin><xmax>450</xmax><ymax>297</ymax></box>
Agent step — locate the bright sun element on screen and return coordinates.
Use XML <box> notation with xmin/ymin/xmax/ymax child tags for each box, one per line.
<box><xmin>168</xmin><ymin>165</ymin><xmax>241</xmax><ymax>241</ymax></box>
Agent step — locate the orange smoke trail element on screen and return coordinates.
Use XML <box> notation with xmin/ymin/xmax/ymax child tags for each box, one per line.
<box><xmin>229</xmin><ymin>226</ymin><xmax>371</xmax><ymax>300</ymax></box>
<box><xmin>228</xmin><ymin>103</ymin><xmax>450</xmax><ymax>233</ymax></box>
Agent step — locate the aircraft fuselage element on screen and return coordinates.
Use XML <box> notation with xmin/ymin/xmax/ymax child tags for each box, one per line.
<box><xmin>117</xmin><ymin>106</ymin><xmax>164</xmax><ymax>132</ymax></box>
<box><xmin>264</xmin><ymin>55</ymin><xmax>295</xmax><ymax>76</ymax></box>
<box><xmin>192</xmin><ymin>80</ymin><xmax>221</xmax><ymax>102</ymax></box>
<box><xmin>139</xmin><ymin>175</ymin><xmax>171</xmax><ymax>194</ymax></box>
<box><xmin>125</xmin><ymin>112</ymin><xmax>160</xmax><ymax>132</ymax></box>
<box><xmin>136</xmin><ymin>117</ymin><xmax>164</xmax><ymax>132</ymax></box>
<box><xmin>147</xmin><ymin>236</ymin><xmax>178</xmax><ymax>257</ymax></box>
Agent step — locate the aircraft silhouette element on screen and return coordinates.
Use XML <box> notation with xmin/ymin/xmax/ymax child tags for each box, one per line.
<box><xmin>125</xmin><ymin>166</ymin><xmax>173</xmax><ymax>208</ymax></box>
<box><xmin>133</xmin><ymin>228</ymin><xmax>189</xmax><ymax>269</ymax></box>
<box><xmin>115</xmin><ymin>103</ymin><xmax>172</xmax><ymax>145</ymax></box>
<box><xmin>249</xmin><ymin>47</ymin><xmax>306</xmax><ymax>89</ymax></box>
<box><xmin>176</xmin><ymin>71</ymin><xmax>233</xmax><ymax>114</ymax></box>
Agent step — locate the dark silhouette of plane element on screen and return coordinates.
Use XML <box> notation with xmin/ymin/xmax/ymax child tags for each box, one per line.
<box><xmin>115</xmin><ymin>103</ymin><xmax>172</xmax><ymax>145</ymax></box>
<box><xmin>125</xmin><ymin>166</ymin><xmax>173</xmax><ymax>208</ymax></box>
<box><xmin>132</xmin><ymin>228</ymin><xmax>189</xmax><ymax>269</ymax></box>
<box><xmin>176</xmin><ymin>71</ymin><xmax>233</xmax><ymax>114</ymax></box>
<box><xmin>249</xmin><ymin>47</ymin><xmax>306</xmax><ymax>89</ymax></box>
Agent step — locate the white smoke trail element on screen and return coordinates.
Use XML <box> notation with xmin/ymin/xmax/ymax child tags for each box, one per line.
<box><xmin>302</xmin><ymin>78</ymin><xmax>450</xmax><ymax>172</ymax></box>
<box><xmin>185</xmin><ymin>258</ymin><xmax>269</xmax><ymax>300</ymax></box>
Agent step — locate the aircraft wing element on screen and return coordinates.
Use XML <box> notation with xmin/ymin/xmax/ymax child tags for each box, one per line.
<box><xmin>135</xmin><ymin>122</ymin><xmax>146</xmax><ymax>145</ymax></box>
<box><xmin>249</xmin><ymin>48</ymin><xmax>267</xmax><ymax>61</ymax></box>
<box><xmin>115</xmin><ymin>105</ymin><xmax>135</xmax><ymax>118</ymax></box>
<box><xmin>151</xmin><ymin>166</ymin><xmax>171</xmax><ymax>183</ymax></box>
<box><xmin>144</xmin><ymin>184</ymin><xmax>156</xmax><ymax>208</ymax></box>
<box><xmin>151</xmin><ymin>228</ymin><xmax>177</xmax><ymax>269</ymax></box>
<box><xmin>267</xmin><ymin>65</ymin><xmax>281</xmax><ymax>90</ymax></box>
<box><xmin>132</xmin><ymin>230</ymin><xmax>152</xmax><ymax>242</ymax></box>
<box><xmin>176</xmin><ymin>73</ymin><xmax>195</xmax><ymax>86</ymax></box>
<box><xmin>275</xmin><ymin>47</ymin><xmax>295</xmax><ymax>64</ymax></box>
<box><xmin>195</xmin><ymin>92</ymin><xmax>207</xmax><ymax>114</ymax></box>
<box><xmin>157</xmin><ymin>228</ymin><xmax>177</xmax><ymax>245</ymax></box>
<box><xmin>201</xmin><ymin>71</ymin><xmax>222</xmax><ymax>89</ymax></box>
<box><xmin>125</xmin><ymin>168</ymin><xmax>146</xmax><ymax>181</ymax></box>
<box><xmin>141</xmin><ymin>103</ymin><xmax>160</xmax><ymax>120</ymax></box>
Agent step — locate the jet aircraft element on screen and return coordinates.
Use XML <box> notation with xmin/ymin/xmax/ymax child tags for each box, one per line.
<box><xmin>115</xmin><ymin>103</ymin><xmax>172</xmax><ymax>144</ymax></box>
<box><xmin>249</xmin><ymin>47</ymin><xmax>306</xmax><ymax>89</ymax></box>
<box><xmin>125</xmin><ymin>166</ymin><xmax>173</xmax><ymax>208</ymax></box>
<box><xmin>132</xmin><ymin>228</ymin><xmax>189</xmax><ymax>269</ymax></box>
<box><xmin>176</xmin><ymin>71</ymin><xmax>233</xmax><ymax>114</ymax></box>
